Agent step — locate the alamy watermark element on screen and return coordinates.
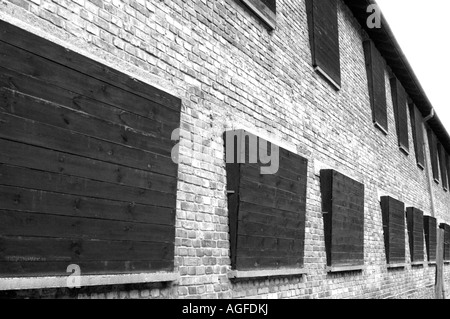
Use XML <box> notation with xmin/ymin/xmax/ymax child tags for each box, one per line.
<box><xmin>367</xmin><ymin>4</ymin><xmax>381</xmax><ymax>29</ymax></box>
<box><xmin>171</xmin><ymin>125</ymin><xmax>280</xmax><ymax>175</ymax></box>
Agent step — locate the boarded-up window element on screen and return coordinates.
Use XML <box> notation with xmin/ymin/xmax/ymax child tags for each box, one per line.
<box><xmin>363</xmin><ymin>40</ymin><xmax>387</xmax><ymax>133</ymax></box>
<box><xmin>406</xmin><ymin>208</ymin><xmax>424</xmax><ymax>263</ymax></box>
<box><xmin>225</xmin><ymin>130</ymin><xmax>308</xmax><ymax>270</ymax></box>
<box><xmin>447</xmin><ymin>153</ymin><xmax>450</xmax><ymax>189</ymax></box>
<box><xmin>427</xmin><ymin>130</ymin><xmax>440</xmax><ymax>183</ymax></box>
<box><xmin>438</xmin><ymin>144</ymin><xmax>449</xmax><ymax>191</ymax></box>
<box><xmin>320</xmin><ymin>170</ymin><xmax>365</xmax><ymax>269</ymax></box>
<box><xmin>390</xmin><ymin>77</ymin><xmax>409</xmax><ymax>154</ymax></box>
<box><xmin>0</xmin><ymin>21</ymin><xmax>180</xmax><ymax>277</ymax></box>
<box><xmin>409</xmin><ymin>104</ymin><xmax>425</xmax><ymax>169</ymax></box>
<box><xmin>241</xmin><ymin>0</ymin><xmax>276</xmax><ymax>29</ymax></box>
<box><xmin>423</xmin><ymin>216</ymin><xmax>437</xmax><ymax>262</ymax></box>
<box><xmin>306</xmin><ymin>0</ymin><xmax>341</xmax><ymax>89</ymax></box>
<box><xmin>439</xmin><ymin>224</ymin><xmax>450</xmax><ymax>261</ymax></box>
<box><xmin>381</xmin><ymin>196</ymin><xmax>405</xmax><ymax>264</ymax></box>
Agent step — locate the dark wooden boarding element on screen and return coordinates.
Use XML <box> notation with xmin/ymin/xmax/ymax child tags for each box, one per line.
<box><xmin>306</xmin><ymin>0</ymin><xmax>341</xmax><ymax>89</ymax></box>
<box><xmin>390</xmin><ymin>77</ymin><xmax>409</xmax><ymax>153</ymax></box>
<box><xmin>225</xmin><ymin>130</ymin><xmax>308</xmax><ymax>270</ymax></box>
<box><xmin>440</xmin><ymin>224</ymin><xmax>450</xmax><ymax>261</ymax></box>
<box><xmin>423</xmin><ymin>216</ymin><xmax>437</xmax><ymax>262</ymax></box>
<box><xmin>409</xmin><ymin>104</ymin><xmax>425</xmax><ymax>169</ymax></box>
<box><xmin>438</xmin><ymin>144</ymin><xmax>449</xmax><ymax>191</ymax></box>
<box><xmin>427</xmin><ymin>130</ymin><xmax>440</xmax><ymax>183</ymax></box>
<box><xmin>406</xmin><ymin>208</ymin><xmax>424</xmax><ymax>263</ymax></box>
<box><xmin>0</xmin><ymin>21</ymin><xmax>181</xmax><ymax>277</ymax></box>
<box><xmin>363</xmin><ymin>40</ymin><xmax>387</xmax><ymax>133</ymax></box>
<box><xmin>380</xmin><ymin>196</ymin><xmax>405</xmax><ymax>264</ymax></box>
<box><xmin>320</xmin><ymin>170</ymin><xmax>365</xmax><ymax>268</ymax></box>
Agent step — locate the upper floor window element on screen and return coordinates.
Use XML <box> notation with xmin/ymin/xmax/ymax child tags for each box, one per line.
<box><xmin>306</xmin><ymin>0</ymin><xmax>341</xmax><ymax>90</ymax></box>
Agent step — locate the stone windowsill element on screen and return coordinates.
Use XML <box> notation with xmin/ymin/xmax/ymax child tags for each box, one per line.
<box><xmin>314</xmin><ymin>66</ymin><xmax>341</xmax><ymax>91</ymax></box>
<box><xmin>0</xmin><ymin>272</ymin><xmax>180</xmax><ymax>291</ymax></box>
<box><xmin>326</xmin><ymin>265</ymin><xmax>365</xmax><ymax>273</ymax></box>
<box><xmin>387</xmin><ymin>263</ymin><xmax>407</xmax><ymax>269</ymax></box>
<box><xmin>228</xmin><ymin>268</ymin><xmax>307</xmax><ymax>280</ymax></box>
<box><xmin>411</xmin><ymin>261</ymin><xmax>425</xmax><ymax>267</ymax></box>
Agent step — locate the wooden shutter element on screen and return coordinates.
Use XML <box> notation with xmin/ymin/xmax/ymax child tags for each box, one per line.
<box><xmin>306</xmin><ymin>0</ymin><xmax>341</xmax><ymax>89</ymax></box>
<box><xmin>225</xmin><ymin>130</ymin><xmax>308</xmax><ymax>270</ymax></box>
<box><xmin>438</xmin><ymin>144</ymin><xmax>449</xmax><ymax>191</ymax></box>
<box><xmin>439</xmin><ymin>224</ymin><xmax>450</xmax><ymax>261</ymax></box>
<box><xmin>381</xmin><ymin>197</ymin><xmax>405</xmax><ymax>264</ymax></box>
<box><xmin>427</xmin><ymin>130</ymin><xmax>440</xmax><ymax>182</ymax></box>
<box><xmin>409</xmin><ymin>104</ymin><xmax>425</xmax><ymax>169</ymax></box>
<box><xmin>320</xmin><ymin>170</ymin><xmax>365</xmax><ymax>268</ymax></box>
<box><xmin>406</xmin><ymin>208</ymin><xmax>424</xmax><ymax>263</ymax></box>
<box><xmin>363</xmin><ymin>40</ymin><xmax>387</xmax><ymax>133</ymax></box>
<box><xmin>447</xmin><ymin>153</ymin><xmax>450</xmax><ymax>189</ymax></box>
<box><xmin>390</xmin><ymin>77</ymin><xmax>409</xmax><ymax>153</ymax></box>
<box><xmin>241</xmin><ymin>0</ymin><xmax>277</xmax><ymax>29</ymax></box>
<box><xmin>423</xmin><ymin>216</ymin><xmax>437</xmax><ymax>262</ymax></box>
<box><xmin>0</xmin><ymin>21</ymin><xmax>180</xmax><ymax>277</ymax></box>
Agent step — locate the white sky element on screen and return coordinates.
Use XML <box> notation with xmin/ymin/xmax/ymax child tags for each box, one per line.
<box><xmin>376</xmin><ymin>0</ymin><xmax>450</xmax><ymax>132</ymax></box>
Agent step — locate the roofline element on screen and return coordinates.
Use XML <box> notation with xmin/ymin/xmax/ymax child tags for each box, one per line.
<box><xmin>343</xmin><ymin>0</ymin><xmax>450</xmax><ymax>153</ymax></box>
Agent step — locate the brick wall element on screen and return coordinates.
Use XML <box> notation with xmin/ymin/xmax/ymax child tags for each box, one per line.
<box><xmin>0</xmin><ymin>0</ymin><xmax>449</xmax><ymax>299</ymax></box>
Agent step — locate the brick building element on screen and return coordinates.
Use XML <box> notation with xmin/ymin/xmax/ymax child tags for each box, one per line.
<box><xmin>0</xmin><ymin>0</ymin><xmax>449</xmax><ymax>299</ymax></box>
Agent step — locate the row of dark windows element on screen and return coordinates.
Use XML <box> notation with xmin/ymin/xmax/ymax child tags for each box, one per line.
<box><xmin>242</xmin><ymin>0</ymin><xmax>450</xmax><ymax>193</ymax></box>
<box><xmin>224</xmin><ymin>130</ymin><xmax>450</xmax><ymax>272</ymax></box>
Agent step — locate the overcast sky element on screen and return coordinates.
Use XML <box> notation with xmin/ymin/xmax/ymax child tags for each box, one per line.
<box><xmin>376</xmin><ymin>0</ymin><xmax>450</xmax><ymax>132</ymax></box>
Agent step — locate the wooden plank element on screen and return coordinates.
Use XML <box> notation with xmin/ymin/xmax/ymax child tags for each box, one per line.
<box><xmin>0</xmin><ymin>164</ymin><xmax>176</xmax><ymax>208</ymax></box>
<box><xmin>409</xmin><ymin>104</ymin><xmax>425</xmax><ymax>168</ymax></box>
<box><xmin>0</xmin><ymin>260</ymin><xmax>173</xmax><ymax>277</ymax></box>
<box><xmin>363</xmin><ymin>40</ymin><xmax>387</xmax><ymax>132</ymax></box>
<box><xmin>321</xmin><ymin>170</ymin><xmax>365</xmax><ymax>267</ymax></box>
<box><xmin>427</xmin><ymin>130</ymin><xmax>440</xmax><ymax>181</ymax></box>
<box><xmin>438</xmin><ymin>143</ymin><xmax>449</xmax><ymax>190</ymax></box>
<box><xmin>0</xmin><ymin>20</ymin><xmax>182</xmax><ymax>112</ymax></box>
<box><xmin>406</xmin><ymin>208</ymin><xmax>424</xmax><ymax>262</ymax></box>
<box><xmin>235</xmin><ymin>256</ymin><xmax>303</xmax><ymax>270</ymax></box>
<box><xmin>237</xmin><ymin>235</ymin><xmax>303</xmax><ymax>253</ymax></box>
<box><xmin>0</xmin><ymin>112</ymin><xmax>177</xmax><ymax>177</ymax></box>
<box><xmin>0</xmin><ymin>185</ymin><xmax>175</xmax><ymax>226</ymax></box>
<box><xmin>237</xmin><ymin>220</ymin><xmax>304</xmax><ymax>240</ymax></box>
<box><xmin>0</xmin><ymin>236</ymin><xmax>173</xmax><ymax>263</ymax></box>
<box><xmin>390</xmin><ymin>77</ymin><xmax>409</xmax><ymax>152</ymax></box>
<box><xmin>0</xmin><ymin>139</ymin><xmax>177</xmax><ymax>194</ymax></box>
<box><xmin>381</xmin><ymin>196</ymin><xmax>405</xmax><ymax>264</ymax></box>
<box><xmin>307</xmin><ymin>0</ymin><xmax>341</xmax><ymax>87</ymax></box>
<box><xmin>0</xmin><ymin>41</ymin><xmax>181</xmax><ymax>123</ymax></box>
<box><xmin>424</xmin><ymin>216</ymin><xmax>437</xmax><ymax>262</ymax></box>
<box><xmin>0</xmin><ymin>89</ymin><xmax>174</xmax><ymax>158</ymax></box>
<box><xmin>0</xmin><ymin>66</ymin><xmax>178</xmax><ymax>134</ymax></box>
<box><xmin>0</xmin><ymin>210</ymin><xmax>175</xmax><ymax>244</ymax></box>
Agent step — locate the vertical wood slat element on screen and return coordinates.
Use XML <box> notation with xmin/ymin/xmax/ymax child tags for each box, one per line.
<box><xmin>424</xmin><ymin>216</ymin><xmax>437</xmax><ymax>262</ymax></box>
<box><xmin>320</xmin><ymin>170</ymin><xmax>365</xmax><ymax>268</ymax></box>
<box><xmin>381</xmin><ymin>196</ymin><xmax>406</xmax><ymax>264</ymax></box>
<box><xmin>440</xmin><ymin>223</ymin><xmax>450</xmax><ymax>261</ymax></box>
<box><xmin>406</xmin><ymin>207</ymin><xmax>424</xmax><ymax>262</ymax></box>
<box><xmin>438</xmin><ymin>143</ymin><xmax>449</xmax><ymax>191</ymax></box>
<box><xmin>306</xmin><ymin>0</ymin><xmax>341</xmax><ymax>89</ymax></box>
<box><xmin>428</xmin><ymin>130</ymin><xmax>440</xmax><ymax>183</ymax></box>
<box><xmin>390</xmin><ymin>77</ymin><xmax>409</xmax><ymax>153</ymax></box>
<box><xmin>409</xmin><ymin>104</ymin><xmax>425</xmax><ymax>169</ymax></box>
<box><xmin>363</xmin><ymin>40</ymin><xmax>387</xmax><ymax>133</ymax></box>
<box><xmin>436</xmin><ymin>228</ymin><xmax>445</xmax><ymax>299</ymax></box>
<box><xmin>225</xmin><ymin>130</ymin><xmax>308</xmax><ymax>271</ymax></box>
